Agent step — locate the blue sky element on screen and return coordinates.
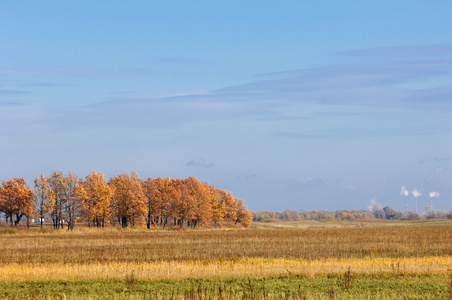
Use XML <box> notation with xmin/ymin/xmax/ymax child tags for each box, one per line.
<box><xmin>1</xmin><ymin>1</ymin><xmax>452</xmax><ymax>212</ymax></box>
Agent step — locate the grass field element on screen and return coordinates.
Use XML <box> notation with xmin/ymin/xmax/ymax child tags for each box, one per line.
<box><xmin>1</xmin><ymin>220</ymin><xmax>451</xmax><ymax>299</ymax></box>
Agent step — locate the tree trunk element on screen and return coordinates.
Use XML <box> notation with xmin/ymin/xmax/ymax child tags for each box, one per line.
<box><xmin>147</xmin><ymin>203</ymin><xmax>151</xmax><ymax>229</ymax></box>
<box><xmin>122</xmin><ymin>216</ymin><xmax>128</xmax><ymax>228</ymax></box>
<box><xmin>146</xmin><ymin>211</ymin><xmax>151</xmax><ymax>229</ymax></box>
<box><xmin>14</xmin><ymin>214</ymin><xmax>22</xmax><ymax>227</ymax></box>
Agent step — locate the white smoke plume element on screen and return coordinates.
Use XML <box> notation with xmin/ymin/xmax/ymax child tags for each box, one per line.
<box><xmin>428</xmin><ymin>191</ymin><xmax>439</xmax><ymax>208</ymax></box>
<box><xmin>412</xmin><ymin>189</ymin><xmax>422</xmax><ymax>198</ymax></box>
<box><xmin>429</xmin><ymin>191</ymin><xmax>440</xmax><ymax>198</ymax></box>
<box><xmin>401</xmin><ymin>186</ymin><xmax>409</xmax><ymax>211</ymax></box>
<box><xmin>412</xmin><ymin>188</ymin><xmax>421</xmax><ymax>213</ymax></box>
<box><xmin>400</xmin><ymin>186</ymin><xmax>409</xmax><ymax>197</ymax></box>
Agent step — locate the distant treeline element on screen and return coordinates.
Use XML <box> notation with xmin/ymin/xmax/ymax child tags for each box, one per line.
<box><xmin>0</xmin><ymin>171</ymin><xmax>252</xmax><ymax>230</ymax></box>
<box><xmin>253</xmin><ymin>206</ymin><xmax>452</xmax><ymax>222</ymax></box>
<box><xmin>253</xmin><ymin>210</ymin><xmax>373</xmax><ymax>222</ymax></box>
<box><xmin>368</xmin><ymin>203</ymin><xmax>452</xmax><ymax>220</ymax></box>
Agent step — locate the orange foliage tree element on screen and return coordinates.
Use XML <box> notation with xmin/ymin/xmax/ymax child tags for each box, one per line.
<box><xmin>136</xmin><ymin>175</ymin><xmax>252</xmax><ymax>229</ymax></box>
<box><xmin>1</xmin><ymin>172</ymin><xmax>253</xmax><ymax>229</ymax></box>
<box><xmin>143</xmin><ymin>177</ymin><xmax>162</xmax><ymax>229</ymax></box>
<box><xmin>78</xmin><ymin>171</ymin><xmax>113</xmax><ymax>228</ymax></box>
<box><xmin>48</xmin><ymin>171</ymin><xmax>66</xmax><ymax>229</ymax></box>
<box><xmin>62</xmin><ymin>173</ymin><xmax>81</xmax><ymax>231</ymax></box>
<box><xmin>34</xmin><ymin>174</ymin><xmax>52</xmax><ymax>229</ymax></box>
<box><xmin>110</xmin><ymin>172</ymin><xmax>146</xmax><ymax>228</ymax></box>
<box><xmin>0</xmin><ymin>178</ymin><xmax>35</xmax><ymax>227</ymax></box>
<box><xmin>46</xmin><ymin>171</ymin><xmax>83</xmax><ymax>230</ymax></box>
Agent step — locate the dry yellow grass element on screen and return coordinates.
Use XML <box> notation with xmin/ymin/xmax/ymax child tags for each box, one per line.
<box><xmin>2</xmin><ymin>222</ymin><xmax>452</xmax><ymax>263</ymax></box>
<box><xmin>1</xmin><ymin>220</ymin><xmax>451</xmax><ymax>282</ymax></box>
<box><xmin>1</xmin><ymin>256</ymin><xmax>451</xmax><ymax>282</ymax></box>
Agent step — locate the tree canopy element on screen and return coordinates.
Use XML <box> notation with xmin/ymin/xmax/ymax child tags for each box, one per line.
<box><xmin>0</xmin><ymin>172</ymin><xmax>252</xmax><ymax>230</ymax></box>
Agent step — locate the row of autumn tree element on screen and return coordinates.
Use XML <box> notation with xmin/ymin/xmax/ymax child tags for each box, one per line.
<box><xmin>0</xmin><ymin>171</ymin><xmax>252</xmax><ymax>230</ymax></box>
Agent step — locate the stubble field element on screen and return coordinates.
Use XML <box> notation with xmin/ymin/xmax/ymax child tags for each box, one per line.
<box><xmin>1</xmin><ymin>220</ymin><xmax>452</xmax><ymax>299</ymax></box>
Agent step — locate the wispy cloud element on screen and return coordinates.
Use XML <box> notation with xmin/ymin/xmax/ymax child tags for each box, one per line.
<box><xmin>338</xmin><ymin>44</ymin><xmax>452</xmax><ymax>58</ymax></box>
<box><xmin>0</xmin><ymin>99</ymin><xmax>93</xmax><ymax>136</ymax></box>
<box><xmin>236</xmin><ymin>174</ymin><xmax>260</xmax><ymax>180</ymax></box>
<box><xmin>20</xmin><ymin>82</ymin><xmax>76</xmax><ymax>87</ymax></box>
<box><xmin>0</xmin><ymin>67</ymin><xmax>161</xmax><ymax>79</ymax></box>
<box><xmin>276</xmin><ymin>125</ymin><xmax>450</xmax><ymax>141</ymax></box>
<box><xmin>2</xmin><ymin>44</ymin><xmax>452</xmax><ymax>140</ymax></box>
<box><xmin>419</xmin><ymin>157</ymin><xmax>452</xmax><ymax>164</ymax></box>
<box><xmin>0</xmin><ymin>89</ymin><xmax>30</xmax><ymax>96</ymax></box>
<box><xmin>186</xmin><ymin>158</ymin><xmax>215</xmax><ymax>168</ymax></box>
<box><xmin>287</xmin><ymin>177</ymin><xmax>325</xmax><ymax>190</ymax></box>
<box><xmin>148</xmin><ymin>57</ymin><xmax>206</xmax><ymax>65</ymax></box>
<box><xmin>217</xmin><ymin>58</ymin><xmax>452</xmax><ymax>107</ymax></box>
<box><xmin>0</xmin><ymin>101</ymin><xmax>28</xmax><ymax>107</ymax></box>
<box><xmin>423</xmin><ymin>166</ymin><xmax>452</xmax><ymax>189</ymax></box>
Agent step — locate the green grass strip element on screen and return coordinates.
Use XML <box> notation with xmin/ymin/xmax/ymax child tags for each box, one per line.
<box><xmin>0</xmin><ymin>273</ymin><xmax>451</xmax><ymax>299</ymax></box>
<box><xmin>0</xmin><ymin>228</ymin><xmax>16</xmax><ymax>234</ymax></box>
